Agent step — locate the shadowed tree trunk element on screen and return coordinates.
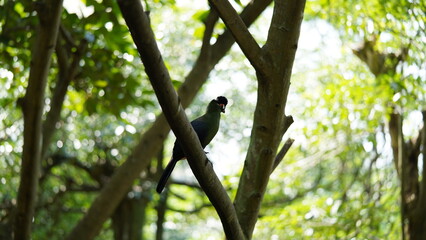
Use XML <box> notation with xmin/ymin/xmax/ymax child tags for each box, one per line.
<box><xmin>65</xmin><ymin>1</ymin><xmax>273</xmax><ymax>239</ymax></box>
<box><xmin>41</xmin><ymin>31</ymin><xmax>87</xmax><ymax>162</ymax></box>
<box><xmin>118</xmin><ymin>0</ymin><xmax>305</xmax><ymax>239</ymax></box>
<box><xmin>112</xmin><ymin>195</ymin><xmax>149</xmax><ymax>240</ymax></box>
<box><xmin>389</xmin><ymin>112</ymin><xmax>426</xmax><ymax>240</ymax></box>
<box><xmin>227</xmin><ymin>0</ymin><xmax>306</xmax><ymax>236</ymax></box>
<box><xmin>155</xmin><ymin>189</ymin><xmax>168</xmax><ymax>240</ymax></box>
<box><xmin>14</xmin><ymin>1</ymin><xmax>63</xmax><ymax>239</ymax></box>
<box><xmin>353</xmin><ymin>38</ymin><xmax>424</xmax><ymax>240</ymax></box>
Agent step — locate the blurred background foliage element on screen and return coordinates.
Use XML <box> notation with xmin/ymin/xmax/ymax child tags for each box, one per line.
<box><xmin>1</xmin><ymin>0</ymin><xmax>425</xmax><ymax>239</ymax></box>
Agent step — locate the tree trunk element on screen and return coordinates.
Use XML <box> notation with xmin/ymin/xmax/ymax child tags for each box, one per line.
<box><xmin>231</xmin><ymin>0</ymin><xmax>306</xmax><ymax>238</ymax></box>
<box><xmin>119</xmin><ymin>0</ymin><xmax>306</xmax><ymax>238</ymax></box>
<box><xmin>112</xmin><ymin>196</ymin><xmax>148</xmax><ymax>240</ymax></box>
<box><xmin>14</xmin><ymin>1</ymin><xmax>63</xmax><ymax>239</ymax></box>
<box><xmin>41</xmin><ymin>34</ymin><xmax>87</xmax><ymax>162</ymax></box>
<box><xmin>65</xmin><ymin>0</ymin><xmax>271</xmax><ymax>239</ymax></box>
<box><xmin>389</xmin><ymin>112</ymin><xmax>426</xmax><ymax>240</ymax></box>
<box><xmin>353</xmin><ymin>37</ymin><xmax>423</xmax><ymax>240</ymax></box>
<box><xmin>155</xmin><ymin>190</ymin><xmax>168</xmax><ymax>240</ymax></box>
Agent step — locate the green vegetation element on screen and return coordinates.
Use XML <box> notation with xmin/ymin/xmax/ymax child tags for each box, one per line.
<box><xmin>0</xmin><ymin>0</ymin><xmax>424</xmax><ymax>239</ymax></box>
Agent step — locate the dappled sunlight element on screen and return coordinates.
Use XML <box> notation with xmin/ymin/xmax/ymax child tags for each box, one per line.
<box><xmin>1</xmin><ymin>0</ymin><xmax>425</xmax><ymax>239</ymax></box>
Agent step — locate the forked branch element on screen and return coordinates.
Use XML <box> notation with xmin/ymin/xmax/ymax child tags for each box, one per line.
<box><xmin>117</xmin><ymin>0</ymin><xmax>245</xmax><ymax>239</ymax></box>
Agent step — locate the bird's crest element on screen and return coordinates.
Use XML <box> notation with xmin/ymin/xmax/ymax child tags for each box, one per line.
<box><xmin>215</xmin><ymin>96</ymin><xmax>228</xmax><ymax>113</ymax></box>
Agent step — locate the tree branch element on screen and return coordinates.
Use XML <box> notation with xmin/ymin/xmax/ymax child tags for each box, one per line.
<box><xmin>233</xmin><ymin>0</ymin><xmax>306</xmax><ymax>238</ymax></box>
<box><xmin>14</xmin><ymin>1</ymin><xmax>63</xmax><ymax>239</ymax></box>
<box><xmin>208</xmin><ymin>0</ymin><xmax>270</xmax><ymax>76</ymax></box>
<box><xmin>155</xmin><ymin>188</ymin><xmax>168</xmax><ymax>240</ymax></box>
<box><xmin>282</xmin><ymin>115</ymin><xmax>294</xmax><ymax>135</ymax></box>
<box><xmin>200</xmin><ymin>8</ymin><xmax>219</xmax><ymax>56</ymax></box>
<box><xmin>389</xmin><ymin>113</ymin><xmax>402</xmax><ymax>177</ymax></box>
<box><xmin>263</xmin><ymin>166</ymin><xmax>323</xmax><ymax>207</ymax></box>
<box><xmin>41</xmin><ymin>35</ymin><xmax>87</xmax><ymax>161</ymax></box>
<box><xmin>271</xmin><ymin>138</ymin><xmax>294</xmax><ymax>173</ymax></box>
<box><xmin>171</xmin><ymin>179</ymin><xmax>203</xmax><ymax>190</ymax></box>
<box><xmin>211</xmin><ymin>0</ymin><xmax>271</xmax><ymax>62</ymax></box>
<box><xmin>168</xmin><ymin>203</ymin><xmax>212</xmax><ymax>214</ymax></box>
<box><xmin>65</xmin><ymin>1</ymin><xmax>271</xmax><ymax>239</ymax></box>
<box><xmin>271</xmin><ymin>115</ymin><xmax>295</xmax><ymax>172</ymax></box>
<box><xmin>117</xmin><ymin>1</ymin><xmax>245</xmax><ymax>239</ymax></box>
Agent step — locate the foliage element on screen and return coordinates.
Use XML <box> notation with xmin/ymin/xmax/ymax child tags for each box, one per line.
<box><xmin>1</xmin><ymin>0</ymin><xmax>424</xmax><ymax>239</ymax></box>
<box><xmin>1</xmin><ymin>0</ymin><xmax>156</xmax><ymax>238</ymax></box>
<box><xmin>255</xmin><ymin>48</ymin><xmax>402</xmax><ymax>238</ymax></box>
<box><xmin>306</xmin><ymin>0</ymin><xmax>426</xmax><ymax>109</ymax></box>
<box><xmin>251</xmin><ymin>0</ymin><xmax>424</xmax><ymax>238</ymax></box>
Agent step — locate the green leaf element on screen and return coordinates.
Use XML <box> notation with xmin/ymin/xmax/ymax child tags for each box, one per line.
<box><xmin>192</xmin><ymin>9</ymin><xmax>209</xmax><ymax>23</ymax></box>
<box><xmin>94</xmin><ymin>80</ymin><xmax>108</xmax><ymax>87</ymax></box>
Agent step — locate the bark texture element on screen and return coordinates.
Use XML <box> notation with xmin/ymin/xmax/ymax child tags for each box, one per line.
<box><xmin>353</xmin><ymin>38</ymin><xmax>422</xmax><ymax>240</ymax></box>
<box><xmin>14</xmin><ymin>1</ymin><xmax>63</xmax><ymax>239</ymax></box>
<box><xmin>389</xmin><ymin>112</ymin><xmax>426</xmax><ymax>240</ymax></box>
<box><xmin>65</xmin><ymin>0</ymin><xmax>271</xmax><ymax>239</ymax></box>
<box><xmin>217</xmin><ymin>0</ymin><xmax>306</xmax><ymax>238</ymax></box>
<box><xmin>117</xmin><ymin>0</ymin><xmax>244</xmax><ymax>238</ymax></box>
<box><xmin>41</xmin><ymin>32</ymin><xmax>87</xmax><ymax>161</ymax></box>
<box><xmin>112</xmin><ymin>196</ymin><xmax>148</xmax><ymax>240</ymax></box>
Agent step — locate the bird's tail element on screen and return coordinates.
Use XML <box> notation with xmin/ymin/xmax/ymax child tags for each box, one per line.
<box><xmin>156</xmin><ymin>158</ymin><xmax>178</xmax><ymax>193</ymax></box>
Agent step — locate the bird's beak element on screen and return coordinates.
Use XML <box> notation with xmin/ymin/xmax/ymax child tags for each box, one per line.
<box><xmin>220</xmin><ymin>104</ymin><xmax>226</xmax><ymax>113</ymax></box>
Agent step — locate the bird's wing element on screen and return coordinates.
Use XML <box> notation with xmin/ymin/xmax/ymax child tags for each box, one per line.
<box><xmin>191</xmin><ymin>117</ymin><xmax>211</xmax><ymax>148</ymax></box>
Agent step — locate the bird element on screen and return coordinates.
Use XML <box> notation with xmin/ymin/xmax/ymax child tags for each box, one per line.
<box><xmin>156</xmin><ymin>96</ymin><xmax>228</xmax><ymax>193</ymax></box>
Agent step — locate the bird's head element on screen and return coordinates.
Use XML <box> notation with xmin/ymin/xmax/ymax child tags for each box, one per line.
<box><xmin>214</xmin><ymin>96</ymin><xmax>228</xmax><ymax>113</ymax></box>
<box><xmin>206</xmin><ymin>96</ymin><xmax>228</xmax><ymax>113</ymax></box>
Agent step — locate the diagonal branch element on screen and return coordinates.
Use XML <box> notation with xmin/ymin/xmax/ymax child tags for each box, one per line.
<box><xmin>65</xmin><ymin>1</ymin><xmax>271</xmax><ymax>239</ymax></box>
<box><xmin>208</xmin><ymin>0</ymin><xmax>270</xmax><ymax>77</ymax></box>
<box><xmin>233</xmin><ymin>0</ymin><xmax>306</xmax><ymax>238</ymax></box>
<box><xmin>117</xmin><ymin>0</ymin><xmax>245</xmax><ymax>239</ymax></box>
<box><xmin>272</xmin><ymin>115</ymin><xmax>295</xmax><ymax>172</ymax></box>
<box><xmin>41</xmin><ymin>35</ymin><xmax>87</xmax><ymax>162</ymax></box>
<box><xmin>272</xmin><ymin>138</ymin><xmax>294</xmax><ymax>173</ymax></box>
<box><xmin>200</xmin><ymin>8</ymin><xmax>219</xmax><ymax>55</ymax></box>
<box><xmin>211</xmin><ymin>0</ymin><xmax>271</xmax><ymax>63</ymax></box>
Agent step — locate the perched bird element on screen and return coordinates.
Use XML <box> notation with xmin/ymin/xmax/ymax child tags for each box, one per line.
<box><xmin>156</xmin><ymin>96</ymin><xmax>228</xmax><ymax>193</ymax></box>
